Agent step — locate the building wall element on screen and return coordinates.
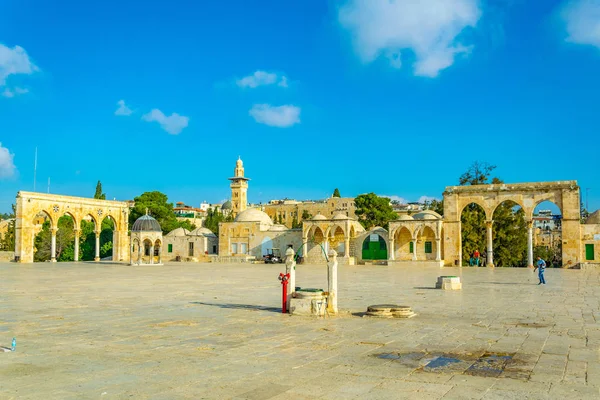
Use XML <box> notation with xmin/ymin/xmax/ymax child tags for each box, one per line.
<box><xmin>218</xmin><ymin>221</ymin><xmax>303</xmax><ymax>258</ymax></box>
<box><xmin>264</xmin><ymin>197</ymin><xmax>356</xmax><ymax>228</ymax></box>
<box><xmin>580</xmin><ymin>224</ymin><xmax>600</xmax><ymax>264</ymax></box>
<box><xmin>163</xmin><ymin>234</ymin><xmax>218</xmax><ymax>261</ymax></box>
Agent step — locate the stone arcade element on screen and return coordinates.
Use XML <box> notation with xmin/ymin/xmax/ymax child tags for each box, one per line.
<box><xmin>14</xmin><ymin>191</ymin><xmax>130</xmax><ymax>263</ymax></box>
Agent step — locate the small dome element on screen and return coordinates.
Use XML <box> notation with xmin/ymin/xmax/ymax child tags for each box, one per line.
<box><xmin>235</xmin><ymin>209</ymin><xmax>273</xmax><ymax>225</ymax></box>
<box><xmin>397</xmin><ymin>215</ymin><xmax>414</xmax><ymax>221</ymax></box>
<box><xmin>132</xmin><ymin>214</ymin><xmax>162</xmax><ymax>232</ymax></box>
<box><xmin>221</xmin><ymin>200</ymin><xmax>232</xmax><ymax>210</ymax></box>
<box><xmin>312</xmin><ymin>214</ymin><xmax>328</xmax><ymax>221</ymax></box>
<box><xmin>166</xmin><ymin>227</ymin><xmax>189</xmax><ymax>237</ymax></box>
<box><xmin>413</xmin><ymin>210</ymin><xmax>442</xmax><ymax>220</ymax></box>
<box><xmin>586</xmin><ymin>210</ymin><xmax>600</xmax><ymax>224</ymax></box>
<box><xmin>190</xmin><ymin>227</ymin><xmax>217</xmax><ymax>237</ymax></box>
<box><xmin>332</xmin><ymin>213</ymin><xmax>348</xmax><ymax>220</ymax></box>
<box><xmin>269</xmin><ymin>224</ymin><xmax>288</xmax><ymax>232</ymax></box>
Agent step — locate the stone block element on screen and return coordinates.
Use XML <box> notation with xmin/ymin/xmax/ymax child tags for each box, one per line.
<box><xmin>289</xmin><ymin>298</ymin><xmax>326</xmax><ymax>316</ymax></box>
<box><xmin>436</xmin><ymin>276</ymin><xmax>462</xmax><ymax>290</ymax></box>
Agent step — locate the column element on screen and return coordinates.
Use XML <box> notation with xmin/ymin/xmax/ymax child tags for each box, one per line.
<box><xmin>527</xmin><ymin>220</ymin><xmax>534</xmax><ymax>268</ymax></box>
<box><xmin>327</xmin><ymin>250</ymin><xmax>338</xmax><ymax>314</ymax></box>
<box><xmin>302</xmin><ymin>236</ymin><xmax>308</xmax><ymax>260</ymax></box>
<box><xmin>73</xmin><ymin>229</ymin><xmax>80</xmax><ymax>262</ymax></box>
<box><xmin>486</xmin><ymin>220</ymin><xmax>494</xmax><ymax>267</ymax></box>
<box><xmin>150</xmin><ymin>245</ymin><xmax>155</xmax><ymax>265</ymax></box>
<box><xmin>94</xmin><ymin>231</ymin><xmax>100</xmax><ymax>261</ymax></box>
<box><xmin>50</xmin><ymin>227</ymin><xmax>57</xmax><ymax>262</ymax></box>
<box><xmin>389</xmin><ymin>238</ymin><xmax>395</xmax><ymax>261</ymax></box>
<box><xmin>285</xmin><ymin>248</ymin><xmax>296</xmax><ymax>311</ymax></box>
<box><xmin>129</xmin><ymin>243</ymin><xmax>134</xmax><ymax>265</ymax></box>
<box><xmin>412</xmin><ymin>239</ymin><xmax>417</xmax><ymax>261</ymax></box>
<box><xmin>344</xmin><ymin>237</ymin><xmax>350</xmax><ymax>258</ymax></box>
<box><xmin>435</xmin><ymin>238</ymin><xmax>442</xmax><ymax>261</ymax></box>
<box><xmin>137</xmin><ymin>242</ymin><xmax>142</xmax><ymax>265</ymax></box>
<box><xmin>158</xmin><ymin>245</ymin><xmax>162</xmax><ymax>264</ymax></box>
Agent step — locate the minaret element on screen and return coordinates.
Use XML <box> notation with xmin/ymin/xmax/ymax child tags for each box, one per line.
<box><xmin>228</xmin><ymin>157</ymin><xmax>250</xmax><ymax>218</ymax></box>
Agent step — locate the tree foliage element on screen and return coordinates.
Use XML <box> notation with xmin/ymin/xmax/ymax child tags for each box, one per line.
<box><xmin>203</xmin><ymin>207</ymin><xmax>231</xmax><ymax>236</ymax></box>
<box><xmin>94</xmin><ymin>181</ymin><xmax>106</xmax><ymax>200</ymax></box>
<box><xmin>332</xmin><ymin>188</ymin><xmax>341</xmax><ymax>198</ymax></box>
<box><xmin>354</xmin><ymin>193</ymin><xmax>397</xmax><ymax>230</ymax></box>
<box><xmin>129</xmin><ymin>191</ymin><xmax>183</xmax><ymax>234</ymax></box>
<box><xmin>301</xmin><ymin>210</ymin><xmax>312</xmax><ymax>220</ymax></box>
<box><xmin>423</xmin><ymin>199</ymin><xmax>444</xmax><ymax>216</ymax></box>
<box><xmin>459</xmin><ymin>162</ymin><xmax>527</xmax><ymax>267</ymax></box>
<box><xmin>0</xmin><ymin>204</ymin><xmax>16</xmax><ymax>251</ymax></box>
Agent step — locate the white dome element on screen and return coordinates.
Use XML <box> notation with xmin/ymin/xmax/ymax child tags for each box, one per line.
<box><xmin>190</xmin><ymin>227</ymin><xmax>216</xmax><ymax>237</ymax></box>
<box><xmin>269</xmin><ymin>224</ymin><xmax>288</xmax><ymax>232</ymax></box>
<box><xmin>332</xmin><ymin>213</ymin><xmax>348</xmax><ymax>220</ymax></box>
<box><xmin>312</xmin><ymin>214</ymin><xmax>328</xmax><ymax>221</ymax></box>
<box><xmin>413</xmin><ymin>210</ymin><xmax>442</xmax><ymax>220</ymax></box>
<box><xmin>397</xmin><ymin>215</ymin><xmax>414</xmax><ymax>221</ymax></box>
<box><xmin>235</xmin><ymin>209</ymin><xmax>273</xmax><ymax>225</ymax></box>
<box><xmin>166</xmin><ymin>227</ymin><xmax>189</xmax><ymax>237</ymax></box>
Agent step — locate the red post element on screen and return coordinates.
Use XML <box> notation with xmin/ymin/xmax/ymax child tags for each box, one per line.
<box><xmin>279</xmin><ymin>272</ymin><xmax>290</xmax><ymax>313</ymax></box>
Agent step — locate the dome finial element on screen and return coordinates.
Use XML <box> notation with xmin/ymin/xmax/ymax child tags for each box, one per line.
<box><xmin>145</xmin><ymin>208</ymin><xmax>149</xmax><ymax>215</ymax></box>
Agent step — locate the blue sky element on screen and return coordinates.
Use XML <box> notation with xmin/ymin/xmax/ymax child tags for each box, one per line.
<box><xmin>1</xmin><ymin>0</ymin><xmax>599</xmax><ymax>213</ymax></box>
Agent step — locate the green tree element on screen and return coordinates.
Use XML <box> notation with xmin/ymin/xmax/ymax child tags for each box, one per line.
<box><xmin>94</xmin><ymin>181</ymin><xmax>106</xmax><ymax>200</ymax></box>
<box><xmin>459</xmin><ymin>162</ymin><xmax>527</xmax><ymax>267</ymax></box>
<box><xmin>129</xmin><ymin>191</ymin><xmax>181</xmax><ymax>234</ymax></box>
<box><xmin>354</xmin><ymin>193</ymin><xmax>397</xmax><ymax>230</ymax></box>
<box><xmin>423</xmin><ymin>199</ymin><xmax>444</xmax><ymax>216</ymax></box>
<box><xmin>0</xmin><ymin>204</ymin><xmax>16</xmax><ymax>251</ymax></box>
<box><xmin>203</xmin><ymin>208</ymin><xmax>226</xmax><ymax>236</ymax></box>
<box><xmin>301</xmin><ymin>210</ymin><xmax>312</xmax><ymax>220</ymax></box>
<box><xmin>291</xmin><ymin>214</ymin><xmax>301</xmax><ymax>229</ymax></box>
<box><xmin>459</xmin><ymin>161</ymin><xmax>501</xmax><ymax>186</ymax></box>
<box><xmin>333</xmin><ymin>188</ymin><xmax>341</xmax><ymax>198</ymax></box>
<box><xmin>33</xmin><ymin>216</ymin><xmax>76</xmax><ymax>262</ymax></box>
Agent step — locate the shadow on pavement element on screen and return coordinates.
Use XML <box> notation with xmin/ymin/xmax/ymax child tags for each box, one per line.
<box><xmin>189</xmin><ymin>301</ymin><xmax>281</xmax><ymax>313</ymax></box>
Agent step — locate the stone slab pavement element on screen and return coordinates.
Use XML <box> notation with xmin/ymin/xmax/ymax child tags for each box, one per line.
<box><xmin>1</xmin><ymin>262</ymin><xmax>599</xmax><ymax>399</ymax></box>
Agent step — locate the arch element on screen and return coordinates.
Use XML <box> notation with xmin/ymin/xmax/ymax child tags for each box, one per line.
<box><xmin>490</xmin><ymin>200</ymin><xmax>527</xmax><ymax>268</ymax></box>
<box><xmin>532</xmin><ymin>200</ymin><xmax>563</xmax><ymax>267</ymax></box>
<box><xmin>460</xmin><ymin>202</ymin><xmax>487</xmax><ymax>267</ymax></box>
<box><xmin>394</xmin><ymin>226</ymin><xmax>412</xmax><ymax>261</ymax></box>
<box><xmin>491</xmin><ymin>197</ymin><xmax>525</xmax><ymax>217</ymax></box>
<box><xmin>417</xmin><ymin>226</ymin><xmax>437</xmax><ymax>261</ymax></box>
<box><xmin>459</xmin><ymin>200</ymin><xmax>489</xmax><ymax>221</ymax></box>
<box><xmin>32</xmin><ymin>209</ymin><xmax>53</xmax><ymax>228</ymax></box>
<box><xmin>362</xmin><ymin>233</ymin><xmax>387</xmax><ymax>260</ymax></box>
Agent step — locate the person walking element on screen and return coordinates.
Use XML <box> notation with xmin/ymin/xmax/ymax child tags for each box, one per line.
<box><xmin>534</xmin><ymin>256</ymin><xmax>546</xmax><ymax>285</ymax></box>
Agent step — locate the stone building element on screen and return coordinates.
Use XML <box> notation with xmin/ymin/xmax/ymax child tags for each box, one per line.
<box><xmin>163</xmin><ymin>227</ymin><xmax>218</xmax><ymax>261</ymax></box>
<box><xmin>263</xmin><ymin>197</ymin><xmax>356</xmax><ymax>229</ymax></box>
<box><xmin>229</xmin><ymin>158</ymin><xmax>249</xmax><ymax>218</ymax></box>
<box><xmin>388</xmin><ymin>210</ymin><xmax>444</xmax><ymax>267</ymax></box>
<box><xmin>130</xmin><ymin>213</ymin><xmax>163</xmax><ymax>265</ymax></box>
<box><xmin>218</xmin><ymin>208</ymin><xmax>302</xmax><ymax>260</ymax></box>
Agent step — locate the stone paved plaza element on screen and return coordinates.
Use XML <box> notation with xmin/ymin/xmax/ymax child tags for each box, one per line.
<box><xmin>1</xmin><ymin>262</ymin><xmax>600</xmax><ymax>399</ymax></box>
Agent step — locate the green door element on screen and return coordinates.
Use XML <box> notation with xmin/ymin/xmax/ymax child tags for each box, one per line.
<box><xmin>586</xmin><ymin>244</ymin><xmax>595</xmax><ymax>261</ymax></box>
<box><xmin>362</xmin><ymin>235</ymin><xmax>388</xmax><ymax>260</ymax></box>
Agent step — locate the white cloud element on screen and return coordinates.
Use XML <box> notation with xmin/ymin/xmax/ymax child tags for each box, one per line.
<box><xmin>249</xmin><ymin>104</ymin><xmax>301</xmax><ymax>128</ymax></box>
<box><xmin>418</xmin><ymin>195</ymin><xmax>440</xmax><ymax>203</ymax></box>
<box><xmin>561</xmin><ymin>0</ymin><xmax>600</xmax><ymax>48</ymax></box>
<box><xmin>338</xmin><ymin>0</ymin><xmax>481</xmax><ymax>77</ymax></box>
<box><xmin>384</xmin><ymin>195</ymin><xmax>408</xmax><ymax>204</ymax></box>
<box><xmin>2</xmin><ymin>87</ymin><xmax>29</xmax><ymax>98</ymax></box>
<box><xmin>0</xmin><ymin>143</ymin><xmax>16</xmax><ymax>179</ymax></box>
<box><xmin>0</xmin><ymin>44</ymin><xmax>38</xmax><ymax>86</ymax></box>
<box><xmin>237</xmin><ymin>70</ymin><xmax>289</xmax><ymax>88</ymax></box>
<box><xmin>114</xmin><ymin>99</ymin><xmax>133</xmax><ymax>116</ymax></box>
<box><xmin>142</xmin><ymin>109</ymin><xmax>189</xmax><ymax>135</ymax></box>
